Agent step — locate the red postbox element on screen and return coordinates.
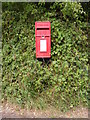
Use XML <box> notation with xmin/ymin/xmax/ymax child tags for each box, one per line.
<box><xmin>35</xmin><ymin>21</ymin><xmax>51</xmax><ymax>58</ymax></box>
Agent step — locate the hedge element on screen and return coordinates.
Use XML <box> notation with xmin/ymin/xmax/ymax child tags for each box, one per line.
<box><xmin>2</xmin><ymin>2</ymin><xmax>89</xmax><ymax>111</ymax></box>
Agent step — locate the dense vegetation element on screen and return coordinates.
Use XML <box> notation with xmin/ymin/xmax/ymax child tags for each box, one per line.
<box><xmin>2</xmin><ymin>2</ymin><xmax>89</xmax><ymax>111</ymax></box>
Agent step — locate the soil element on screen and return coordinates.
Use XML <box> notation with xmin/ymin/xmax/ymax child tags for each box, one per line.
<box><xmin>0</xmin><ymin>101</ymin><xmax>89</xmax><ymax>118</ymax></box>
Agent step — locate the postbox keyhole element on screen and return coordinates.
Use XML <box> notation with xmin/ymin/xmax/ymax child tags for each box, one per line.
<box><xmin>42</xmin><ymin>36</ymin><xmax>44</xmax><ymax>38</ymax></box>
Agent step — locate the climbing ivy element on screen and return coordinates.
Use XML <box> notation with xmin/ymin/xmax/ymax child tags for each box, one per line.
<box><xmin>2</xmin><ymin>2</ymin><xmax>89</xmax><ymax>111</ymax></box>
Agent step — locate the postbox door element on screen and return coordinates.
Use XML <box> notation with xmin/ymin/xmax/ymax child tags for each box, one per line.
<box><xmin>36</xmin><ymin>36</ymin><xmax>51</xmax><ymax>58</ymax></box>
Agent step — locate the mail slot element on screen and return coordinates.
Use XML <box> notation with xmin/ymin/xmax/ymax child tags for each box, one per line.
<box><xmin>35</xmin><ymin>21</ymin><xmax>51</xmax><ymax>58</ymax></box>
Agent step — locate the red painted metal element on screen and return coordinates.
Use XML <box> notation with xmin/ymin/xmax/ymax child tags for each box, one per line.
<box><xmin>35</xmin><ymin>21</ymin><xmax>51</xmax><ymax>58</ymax></box>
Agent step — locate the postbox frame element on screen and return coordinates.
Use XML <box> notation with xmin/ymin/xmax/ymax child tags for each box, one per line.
<box><xmin>35</xmin><ymin>21</ymin><xmax>51</xmax><ymax>58</ymax></box>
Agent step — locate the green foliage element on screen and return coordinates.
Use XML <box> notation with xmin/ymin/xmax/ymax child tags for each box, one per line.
<box><xmin>2</xmin><ymin>2</ymin><xmax>89</xmax><ymax>111</ymax></box>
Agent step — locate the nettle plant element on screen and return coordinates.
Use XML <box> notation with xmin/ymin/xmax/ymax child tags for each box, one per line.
<box><xmin>2</xmin><ymin>2</ymin><xmax>88</xmax><ymax>111</ymax></box>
